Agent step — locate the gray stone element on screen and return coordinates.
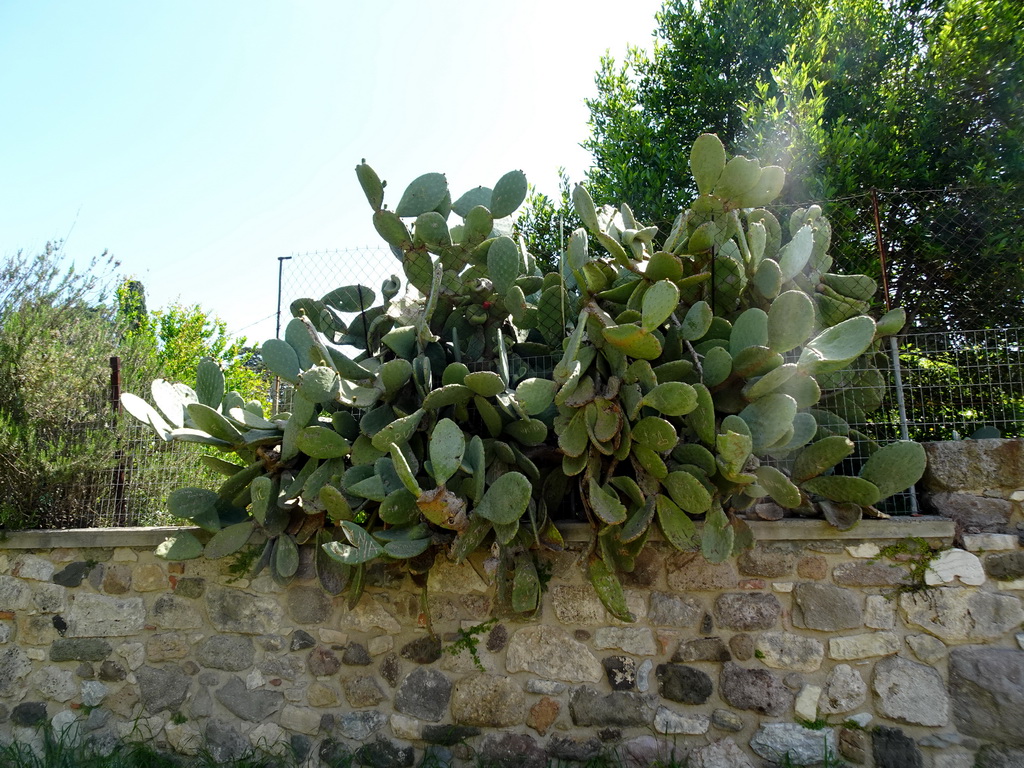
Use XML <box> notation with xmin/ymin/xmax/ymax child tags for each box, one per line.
<box><xmin>290</xmin><ymin>629</ymin><xmax>316</xmax><ymax>651</ymax></box>
<box><xmin>53</xmin><ymin>562</ymin><xmax>92</xmax><ymax>587</ymax></box>
<box><xmin>689</xmin><ymin>738</ymin><xmax>755</xmax><ymax>768</ymax></box>
<box><xmin>505</xmin><ymin>626</ymin><xmax>602</xmax><ymax>683</ymax></box>
<box><xmin>838</xmin><ymin>726</ymin><xmax>870</xmax><ymax>765</ymax></box>
<box><xmin>637</xmin><ymin>659</ymin><xmax>653</xmax><ymax>692</ymax></box>
<box><xmin>286</xmin><ymin>585</ymin><xmax>332</xmax><ymax>624</ymax></box>
<box><xmin>196</xmin><ymin>636</ymin><xmax>254</xmax><ymax>671</ymax></box>
<box><xmin>336</xmin><ymin>710</ymin><xmax>387</xmax><ymax>740</ymax></box>
<box><xmin>792</xmin><ymin>583</ymin><xmax>862</xmax><ymax>630</ymax></box>
<box><xmin>343</xmin><ymin>642</ymin><xmax>372</xmax><ymax>666</ymax></box>
<box><xmin>356</xmin><ymin>737</ymin><xmax>415</xmax><ymax>768</ymax></box>
<box><xmin>654</xmin><ymin>707</ymin><xmax>710</xmax><ymax>735</ymax></box>
<box><xmin>486</xmin><ymin>624</ymin><xmax>508</xmax><ymax>652</ymax></box>
<box><xmin>173</xmin><ymin>577</ymin><xmax>205</xmax><ymax>598</ymax></box>
<box><xmin>738</xmin><ymin>547</ymin><xmax>796</xmax><ymax>577</ymax></box>
<box><xmin>32</xmin><ymin>583</ymin><xmax>67</xmax><ymax>614</ymax></box>
<box><xmin>75</xmin><ymin>663</ymin><xmax>94</xmax><ymax>679</ymax></box>
<box><xmin>421</xmin><ymin>724</ymin><xmax>481</xmax><ymax>745</ymax></box>
<box><xmin>673</xmin><ymin>637</ymin><xmax>731</xmax><ymax>663</ymax></box>
<box><xmin>526</xmin><ymin>679</ymin><xmax>566</xmax><ymax>695</ymax></box>
<box><xmin>751</xmin><ymin>723</ymin><xmax>837</xmax><ymax>766</ymax></box>
<box><xmin>908</xmin><ymin>633</ymin><xmax>948</xmax><ymax>664</ymax></box>
<box><xmin>619</xmin><ymin>736</ymin><xmax>682</xmax><ymax>768</ymax></box>
<box><xmin>656</xmin><ymin>664</ymin><xmax>713</xmax><ymax>704</ymax></box>
<box><xmin>711</xmin><ymin>709</ymin><xmax>743</xmax><ymax>732</ymax></box>
<box><xmin>832</xmin><ymin>561</ymin><xmax>912</xmax><ymax>587</ymax></box>
<box><xmin>308</xmin><ymin>646</ymin><xmax>340</xmax><ymax>677</ymax></box>
<box><xmin>928</xmin><ymin>492</ymin><xmax>1013</xmax><ymax>534</ymax></box>
<box><xmin>865</xmin><ymin>594</ymin><xmax>896</xmax><ymax>629</ymax></box>
<box><xmin>985</xmin><ymin>551</ymin><xmax>1024</xmax><ymax>581</ymax></box>
<box><xmin>65</xmin><ymin>594</ymin><xmax>145</xmax><ymax>637</ymax></box>
<box><xmin>666</xmin><ymin>553</ymin><xmax>739</xmax><ymax>591</ymax></box>
<box><xmin>922</xmin><ymin>439</ymin><xmax>1024</xmax><ymax>493</ymax></box>
<box><xmin>341</xmin><ymin>675</ymin><xmax>386</xmax><ymax>708</ymax></box>
<box><xmin>11</xmin><ymin>702</ymin><xmax>47</xmax><ymax>727</ymax></box>
<box><xmin>872</xmin><ymin>725</ymin><xmax>923</xmax><ymax>768</ymax></box>
<box><xmin>729</xmin><ymin>634</ymin><xmax>754</xmax><ymax>661</ymax></box>
<box><xmin>546</xmin><ymin>736</ymin><xmax>603</xmax><ymax>762</ymax></box>
<box><xmin>214</xmin><ymin>676</ymin><xmax>283</xmax><ymax>722</ymax></box>
<box><xmin>648</xmin><ymin>592</ymin><xmax>703</xmax><ymax>627</ymax></box>
<box><xmin>719</xmin><ymin>663</ymin><xmax>791</xmax><ymax>716</ymax></box>
<box><xmin>204</xmin><ymin>718</ymin><xmax>247</xmax><ymax>763</ymax></box>
<box><xmin>50</xmin><ymin>638</ymin><xmax>111</xmax><ymax>662</ymax></box>
<box><xmin>714</xmin><ymin>593</ymin><xmax>780</xmax><ymax>630</ymax></box>
<box><xmin>900</xmin><ymin>588</ymin><xmax>1024</xmax><ymax>643</ymax></box>
<box><xmin>568</xmin><ymin>686</ymin><xmax>655</xmax><ymax>727</ymax></box>
<box><xmin>394</xmin><ymin>667</ymin><xmax>452</xmax><ymax>722</ymax></box>
<box><xmin>976</xmin><ymin>745</ymin><xmax>1024</xmax><ymax>768</ymax></box>
<box><xmin>137</xmin><ymin>665</ymin><xmax>191</xmax><ymax>714</ymax></box>
<box><xmin>260</xmin><ymin>655</ymin><xmax>304</xmax><ymax>682</ymax></box>
<box><xmin>0</xmin><ymin>575</ymin><xmax>32</xmax><ymax>610</ymax></box>
<box><xmin>754</xmin><ymin>632</ymin><xmax>824</xmax><ymax>672</ymax></box>
<box><xmin>479</xmin><ymin>733</ymin><xmax>546</xmax><ymax>768</ymax></box>
<box><xmin>80</xmin><ymin>680</ymin><xmax>107</xmax><ymax>707</ymax></box>
<box><xmin>451</xmin><ymin>674</ymin><xmax>525</xmax><ymax>727</ymax></box>
<box><xmin>98</xmin><ymin>660</ymin><xmax>125</xmax><ymax>682</ymax></box>
<box><xmin>399</xmin><ymin>635</ymin><xmax>441</xmax><ymax>664</ymax></box>
<box><xmin>603</xmin><ymin>656</ymin><xmax>637</xmax><ymax>690</ymax></box>
<box><xmin>818</xmin><ymin>664</ymin><xmax>866</xmax><ymax>714</ymax></box>
<box><xmin>949</xmin><ymin>646</ymin><xmax>1024</xmax><ymax>745</ymax></box>
<box><xmin>205</xmin><ymin>587</ymin><xmax>284</xmax><ymax>635</ymax></box>
<box><xmin>873</xmin><ymin>655</ymin><xmax>949</xmax><ymax>726</ymax></box>
<box><xmin>381</xmin><ymin>653</ymin><xmax>400</xmax><ymax>687</ymax></box>
<box><xmin>152</xmin><ymin>594</ymin><xmax>202</xmax><ymax>629</ymax></box>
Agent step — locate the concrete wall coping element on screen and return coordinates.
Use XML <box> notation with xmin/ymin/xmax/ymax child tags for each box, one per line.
<box><xmin>0</xmin><ymin>516</ymin><xmax>955</xmax><ymax>550</ymax></box>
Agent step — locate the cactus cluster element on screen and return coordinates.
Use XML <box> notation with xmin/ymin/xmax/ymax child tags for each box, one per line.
<box><xmin>122</xmin><ymin>135</ymin><xmax>925</xmax><ymax>619</ymax></box>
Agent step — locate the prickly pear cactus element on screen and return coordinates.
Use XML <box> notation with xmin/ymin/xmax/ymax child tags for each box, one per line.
<box><xmin>122</xmin><ymin>138</ymin><xmax>925</xmax><ymax>621</ymax></box>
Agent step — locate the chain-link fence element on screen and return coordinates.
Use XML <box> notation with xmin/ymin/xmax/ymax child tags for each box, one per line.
<box><xmin>11</xmin><ymin>187</ymin><xmax>1019</xmax><ymax>528</ymax></box>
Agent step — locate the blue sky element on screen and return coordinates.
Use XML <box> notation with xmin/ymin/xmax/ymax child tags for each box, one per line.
<box><xmin>1</xmin><ymin>1</ymin><xmax>664</xmax><ymax>344</ymax></box>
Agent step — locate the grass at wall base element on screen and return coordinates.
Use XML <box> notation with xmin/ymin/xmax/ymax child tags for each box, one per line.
<box><xmin>121</xmin><ymin>134</ymin><xmax>926</xmax><ymax>621</ymax></box>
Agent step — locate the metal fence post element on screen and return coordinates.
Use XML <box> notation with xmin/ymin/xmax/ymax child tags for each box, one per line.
<box><xmin>109</xmin><ymin>356</ymin><xmax>129</xmax><ymax>524</ymax></box>
<box><xmin>871</xmin><ymin>190</ymin><xmax>919</xmax><ymax>513</ymax></box>
<box><xmin>274</xmin><ymin>256</ymin><xmax>293</xmax><ymax>412</ymax></box>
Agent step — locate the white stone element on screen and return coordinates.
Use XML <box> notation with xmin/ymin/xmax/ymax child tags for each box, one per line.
<box><xmin>165</xmin><ymin>721</ymin><xmax>202</xmax><ymax>755</ymax></box>
<box><xmin>0</xmin><ymin>555</ymin><xmax>9</xmax><ymax>574</ymax></box>
<box><xmin>873</xmin><ymin>655</ymin><xmax>949</xmax><ymax>726</ymax></box>
<box><xmin>525</xmin><ymin>679</ymin><xmax>566</xmax><ymax>695</ymax></box>
<box><xmin>819</xmin><ymin>665</ymin><xmax>866</xmax><ymax>715</ymax></box>
<box><xmin>689</xmin><ymin>739</ymin><xmax>755</xmax><ymax>768</ymax></box>
<box><xmin>755</xmin><ymin>632</ymin><xmax>825</xmax><ymax>672</ymax></box>
<box><xmin>390</xmin><ymin>714</ymin><xmax>424</xmax><ymax>740</ymax></box>
<box><xmin>997</xmin><ymin>578</ymin><xmax>1024</xmax><ymax>590</ymax></box>
<box><xmin>901</xmin><ymin>588</ymin><xmax>1024</xmax><ymax>642</ymax></box>
<box><xmin>1017</xmin><ymin>633</ymin><xmax>1024</xmax><ymax>650</ymax></box>
<box><xmin>828</xmin><ymin>632</ymin><xmax>900</xmax><ymax>660</ymax></box>
<box><xmin>864</xmin><ymin>595</ymin><xmax>896</xmax><ymax>629</ymax></box>
<box><xmin>11</xmin><ymin>727</ymin><xmax>44</xmax><ymax>759</ymax></box>
<box><xmin>279</xmin><ymin>705</ymin><xmax>322</xmax><ymax>735</ymax></box>
<box><xmin>249</xmin><ymin>722</ymin><xmax>288</xmax><ymax>752</ymax></box>
<box><xmin>112</xmin><ymin>548</ymin><xmax>138</xmax><ymax>562</ymax></box>
<box><xmin>337</xmin><ymin>598</ymin><xmax>401</xmax><ymax>634</ymax></box>
<box><xmin>369</xmin><ymin>635</ymin><xmax>393</xmax><ymax>656</ymax></box>
<box><xmin>925</xmin><ymin>548</ymin><xmax>985</xmax><ymax>586</ymax></box>
<box><xmin>795</xmin><ymin>685</ymin><xmax>821</xmax><ymax>721</ymax></box>
<box><xmin>0</xmin><ymin>575</ymin><xmax>33</xmax><ymax>610</ymax></box>
<box><xmin>246</xmin><ymin>669</ymin><xmax>266</xmax><ymax>690</ymax></box>
<box><xmin>847</xmin><ymin>712</ymin><xmax>872</xmax><ymax>728</ymax></box>
<box><xmin>846</xmin><ymin>543</ymin><xmax>880</xmax><ymax>558</ymax></box>
<box><xmin>51</xmin><ymin>711</ymin><xmax>82</xmax><ymax>747</ymax></box>
<box><xmin>594</xmin><ymin>627</ymin><xmax>657</xmax><ymax>656</ymax></box>
<box><xmin>773</xmin><ymin>582</ymin><xmax>795</xmax><ymax>593</ymax></box>
<box><xmin>506</xmin><ymin>626</ymin><xmax>602</xmax><ymax>683</ymax></box>
<box><xmin>962</xmin><ymin>533</ymin><xmax>1018</xmax><ymax>552</ymax></box>
<box><xmin>1010</xmin><ymin>490</ymin><xmax>1024</xmax><ymax>502</ymax></box>
<box><xmin>116</xmin><ymin>642</ymin><xmax>145</xmax><ymax>671</ymax></box>
<box><xmin>318</xmin><ymin>628</ymin><xmax>348</xmax><ymax>644</ymax></box>
<box><xmin>26</xmin><ymin>648</ymin><xmax>45</xmax><ymax>661</ymax></box>
<box><xmin>654</xmin><ymin>706</ymin><xmax>710</xmax><ymax>735</ymax></box>
<box><xmin>29</xmin><ymin>666</ymin><xmax>77</xmax><ymax>702</ymax></box>
<box><xmin>14</xmin><ymin>555</ymin><xmax>55</xmax><ymax>582</ymax></box>
<box><xmin>0</xmin><ymin>621</ymin><xmax>12</xmax><ymax>644</ymax></box>
<box><xmin>66</xmin><ymin>594</ymin><xmax>145</xmax><ymax>637</ymax></box>
<box><xmin>118</xmin><ymin>715</ymin><xmax>166</xmax><ymax>742</ymax></box>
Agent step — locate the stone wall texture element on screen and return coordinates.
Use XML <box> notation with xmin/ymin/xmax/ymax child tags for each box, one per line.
<box><xmin>0</xmin><ymin>439</ymin><xmax>1021</xmax><ymax>768</ymax></box>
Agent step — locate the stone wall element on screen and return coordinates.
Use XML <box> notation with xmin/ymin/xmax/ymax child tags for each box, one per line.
<box><xmin>0</xmin><ymin>439</ymin><xmax>1021</xmax><ymax>768</ymax></box>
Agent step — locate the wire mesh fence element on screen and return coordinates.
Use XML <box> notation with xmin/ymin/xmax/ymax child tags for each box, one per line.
<box><xmin>8</xmin><ymin>186</ymin><xmax>1020</xmax><ymax>528</ymax></box>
